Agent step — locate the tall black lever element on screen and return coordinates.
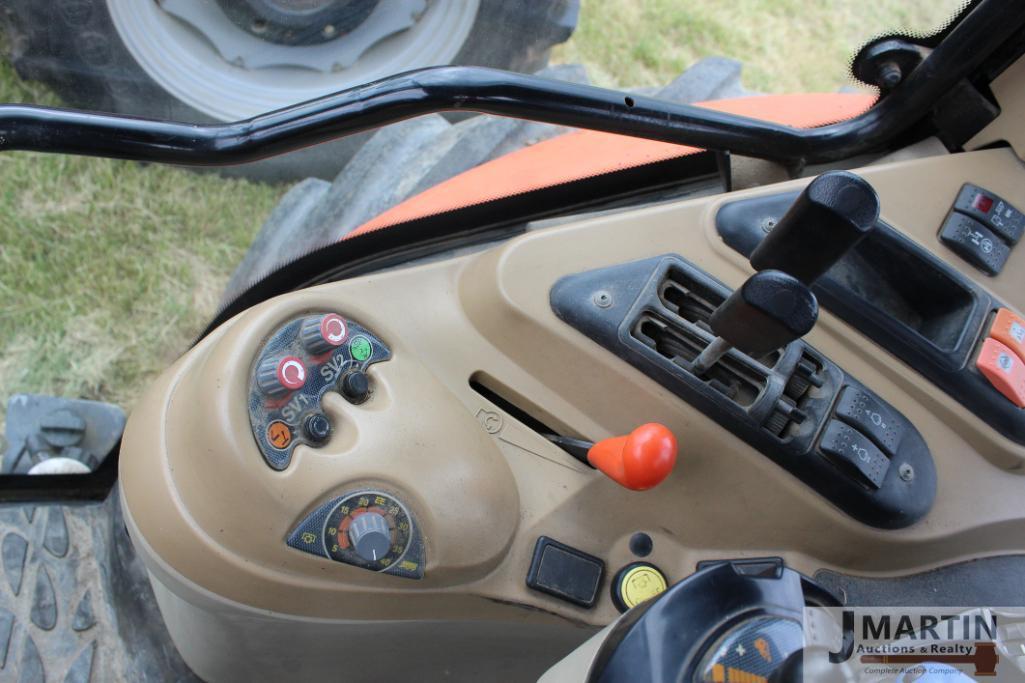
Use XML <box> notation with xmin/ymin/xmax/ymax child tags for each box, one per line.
<box><xmin>749</xmin><ymin>170</ymin><xmax>880</xmax><ymax>285</ymax></box>
<box><xmin>694</xmin><ymin>171</ymin><xmax>878</xmax><ymax>376</ymax></box>
<box><xmin>692</xmin><ymin>270</ymin><xmax>818</xmax><ymax>376</ymax></box>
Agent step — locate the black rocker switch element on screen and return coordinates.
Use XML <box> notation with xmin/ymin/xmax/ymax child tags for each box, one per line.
<box><xmin>750</xmin><ymin>171</ymin><xmax>880</xmax><ymax>285</ymax></box>
<box><xmin>692</xmin><ymin>270</ymin><xmax>818</xmax><ymax>375</ymax></box>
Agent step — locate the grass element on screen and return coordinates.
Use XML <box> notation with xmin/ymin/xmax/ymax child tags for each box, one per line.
<box><xmin>553</xmin><ymin>0</ymin><xmax>966</xmax><ymax>93</ymax></box>
<box><xmin>0</xmin><ymin>0</ymin><xmax>969</xmax><ymax>443</ymax></box>
<box><xmin>0</xmin><ymin>60</ymin><xmax>284</xmax><ymax>441</ymax></box>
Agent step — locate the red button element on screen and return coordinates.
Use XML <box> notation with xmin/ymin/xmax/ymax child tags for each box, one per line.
<box><xmin>977</xmin><ymin>338</ymin><xmax>1025</xmax><ymax>408</ymax></box>
<box><xmin>320</xmin><ymin>314</ymin><xmax>348</xmax><ymax>346</ymax></box>
<box><xmin>972</xmin><ymin>193</ymin><xmax>995</xmax><ymax>214</ymax></box>
<box><xmin>277</xmin><ymin>356</ymin><xmax>307</xmax><ymax>390</ymax></box>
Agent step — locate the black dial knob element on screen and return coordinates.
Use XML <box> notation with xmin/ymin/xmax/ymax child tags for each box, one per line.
<box><xmin>340</xmin><ymin>370</ymin><xmax>370</xmax><ymax>403</ymax></box>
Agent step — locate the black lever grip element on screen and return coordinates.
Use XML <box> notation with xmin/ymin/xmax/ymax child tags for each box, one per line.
<box><xmin>749</xmin><ymin>170</ymin><xmax>879</xmax><ymax>284</ymax></box>
<box><xmin>709</xmin><ymin>270</ymin><xmax>818</xmax><ymax>356</ymax></box>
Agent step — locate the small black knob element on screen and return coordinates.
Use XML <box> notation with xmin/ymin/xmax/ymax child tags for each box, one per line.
<box><xmin>340</xmin><ymin>370</ymin><xmax>370</xmax><ymax>403</ymax></box>
<box><xmin>302</xmin><ymin>413</ymin><xmax>332</xmax><ymax>444</ymax></box>
<box><xmin>750</xmin><ymin>170</ymin><xmax>879</xmax><ymax>285</ymax></box>
<box><xmin>710</xmin><ymin>270</ymin><xmax>818</xmax><ymax>355</ymax></box>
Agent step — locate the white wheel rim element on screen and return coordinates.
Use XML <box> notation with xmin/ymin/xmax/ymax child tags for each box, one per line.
<box><xmin>107</xmin><ymin>0</ymin><xmax>480</xmax><ymax>121</ymax></box>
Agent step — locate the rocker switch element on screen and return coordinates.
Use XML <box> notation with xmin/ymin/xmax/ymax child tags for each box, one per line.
<box><xmin>834</xmin><ymin>387</ymin><xmax>905</xmax><ymax>458</ymax></box>
<box><xmin>819</xmin><ymin>420</ymin><xmax>890</xmax><ymax>489</ymax></box>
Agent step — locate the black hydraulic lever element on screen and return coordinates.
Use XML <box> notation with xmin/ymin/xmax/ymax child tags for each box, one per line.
<box><xmin>749</xmin><ymin>170</ymin><xmax>880</xmax><ymax>284</ymax></box>
<box><xmin>692</xmin><ymin>270</ymin><xmax>818</xmax><ymax>375</ymax></box>
<box><xmin>694</xmin><ymin>171</ymin><xmax>878</xmax><ymax>375</ymax></box>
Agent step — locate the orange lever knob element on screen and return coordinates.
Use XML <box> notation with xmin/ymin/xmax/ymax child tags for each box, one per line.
<box><xmin>586</xmin><ymin>423</ymin><xmax>678</xmax><ymax>490</ymax></box>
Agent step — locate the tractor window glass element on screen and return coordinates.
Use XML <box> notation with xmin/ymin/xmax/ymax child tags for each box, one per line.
<box><xmin>0</xmin><ymin>0</ymin><xmax>977</xmax><ymax>471</ymax></box>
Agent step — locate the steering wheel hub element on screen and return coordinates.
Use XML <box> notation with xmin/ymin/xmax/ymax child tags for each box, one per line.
<box><xmin>215</xmin><ymin>0</ymin><xmax>382</xmax><ymax>46</ymax></box>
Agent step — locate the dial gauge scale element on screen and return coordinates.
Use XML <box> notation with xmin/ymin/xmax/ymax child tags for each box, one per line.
<box><xmin>287</xmin><ymin>490</ymin><xmax>425</xmax><ymax>579</ymax></box>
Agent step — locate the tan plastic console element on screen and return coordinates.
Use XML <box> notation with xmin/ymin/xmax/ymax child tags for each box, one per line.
<box><xmin>120</xmin><ymin>146</ymin><xmax>1025</xmax><ymax>682</ymax></box>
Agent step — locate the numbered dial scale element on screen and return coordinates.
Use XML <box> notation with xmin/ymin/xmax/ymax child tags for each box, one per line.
<box><xmin>286</xmin><ymin>490</ymin><xmax>425</xmax><ymax>579</ymax></box>
<box><xmin>248</xmin><ymin>312</ymin><xmax>390</xmax><ymax>470</ymax></box>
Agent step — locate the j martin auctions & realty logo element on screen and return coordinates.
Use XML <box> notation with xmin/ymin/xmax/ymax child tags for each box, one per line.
<box><xmin>803</xmin><ymin>607</ymin><xmax>1025</xmax><ymax>681</ymax></box>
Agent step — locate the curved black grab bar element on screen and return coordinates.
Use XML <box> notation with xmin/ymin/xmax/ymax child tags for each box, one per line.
<box><xmin>0</xmin><ymin>0</ymin><xmax>1018</xmax><ymax>167</ymax></box>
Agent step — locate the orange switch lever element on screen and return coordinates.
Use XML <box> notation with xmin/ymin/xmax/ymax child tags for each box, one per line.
<box><xmin>586</xmin><ymin>423</ymin><xmax>678</xmax><ymax>491</ymax></box>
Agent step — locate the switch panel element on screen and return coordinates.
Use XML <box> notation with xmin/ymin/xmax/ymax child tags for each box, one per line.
<box><xmin>248</xmin><ymin>313</ymin><xmax>390</xmax><ymax>470</ymax></box>
<box><xmin>954</xmin><ymin>183</ymin><xmax>1025</xmax><ymax>245</ymax></box>
<box><xmin>939</xmin><ymin>211</ymin><xmax>1010</xmax><ymax>276</ymax></box>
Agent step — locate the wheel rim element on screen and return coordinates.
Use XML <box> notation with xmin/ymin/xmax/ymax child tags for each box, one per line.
<box><xmin>107</xmin><ymin>0</ymin><xmax>480</xmax><ymax>121</ymax></box>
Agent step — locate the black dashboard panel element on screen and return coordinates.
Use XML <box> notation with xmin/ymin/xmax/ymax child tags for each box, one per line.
<box><xmin>550</xmin><ymin>254</ymin><xmax>936</xmax><ymax>528</ymax></box>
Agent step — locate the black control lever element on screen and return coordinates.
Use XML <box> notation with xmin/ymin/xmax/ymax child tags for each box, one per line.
<box><xmin>692</xmin><ymin>270</ymin><xmax>818</xmax><ymax>376</ymax></box>
<box><xmin>749</xmin><ymin>170</ymin><xmax>880</xmax><ymax>285</ymax></box>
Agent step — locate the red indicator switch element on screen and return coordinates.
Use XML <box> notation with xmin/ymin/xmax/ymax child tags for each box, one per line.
<box><xmin>587</xmin><ymin>423</ymin><xmax>678</xmax><ymax>491</ymax></box>
<box><xmin>972</xmin><ymin>193</ymin><xmax>994</xmax><ymax>214</ymax></box>
<box><xmin>301</xmin><ymin>313</ymin><xmax>348</xmax><ymax>355</ymax></box>
<box><xmin>977</xmin><ymin>338</ymin><xmax>1025</xmax><ymax>408</ymax></box>
<box><xmin>257</xmin><ymin>355</ymin><xmax>307</xmax><ymax>397</ymax></box>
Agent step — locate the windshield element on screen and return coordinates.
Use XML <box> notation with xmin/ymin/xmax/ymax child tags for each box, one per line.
<box><xmin>0</xmin><ymin>0</ymin><xmax>969</xmax><ymax>464</ymax></box>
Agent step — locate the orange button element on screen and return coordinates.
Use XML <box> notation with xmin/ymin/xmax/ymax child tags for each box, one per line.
<box><xmin>977</xmin><ymin>338</ymin><xmax>1025</xmax><ymax>408</ymax></box>
<box><xmin>267</xmin><ymin>421</ymin><xmax>292</xmax><ymax>450</ymax></box>
<box><xmin>990</xmin><ymin>308</ymin><xmax>1025</xmax><ymax>363</ymax></box>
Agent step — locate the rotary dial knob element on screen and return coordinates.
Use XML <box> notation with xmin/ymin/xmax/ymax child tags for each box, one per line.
<box><xmin>256</xmin><ymin>355</ymin><xmax>307</xmax><ymax>397</ymax></box>
<box><xmin>348</xmin><ymin>512</ymin><xmax>392</xmax><ymax>562</ymax></box>
<box><xmin>300</xmin><ymin>313</ymin><xmax>348</xmax><ymax>355</ymax></box>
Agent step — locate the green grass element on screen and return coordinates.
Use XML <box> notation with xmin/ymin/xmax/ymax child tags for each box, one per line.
<box><xmin>0</xmin><ymin>60</ymin><xmax>284</xmax><ymax>441</ymax></box>
<box><xmin>0</xmin><ymin>0</ymin><xmax>969</xmax><ymax>442</ymax></box>
<box><xmin>553</xmin><ymin>0</ymin><xmax>966</xmax><ymax>93</ymax></box>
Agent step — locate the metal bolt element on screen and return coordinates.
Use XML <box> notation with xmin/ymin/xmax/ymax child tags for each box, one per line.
<box><xmin>593</xmin><ymin>291</ymin><xmax>613</xmax><ymax>308</ymax></box>
<box><xmin>761</xmin><ymin>217</ymin><xmax>777</xmax><ymax>234</ymax></box>
<box><xmin>322</xmin><ymin>24</ymin><xmax>337</xmax><ymax>38</ymax></box>
<box><xmin>878</xmin><ymin>61</ymin><xmax>903</xmax><ymax>89</ymax></box>
<box><xmin>898</xmin><ymin>463</ymin><xmax>914</xmax><ymax>482</ymax></box>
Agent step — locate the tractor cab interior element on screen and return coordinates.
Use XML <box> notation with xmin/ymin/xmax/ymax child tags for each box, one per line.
<box><xmin>5</xmin><ymin>0</ymin><xmax>1025</xmax><ymax>681</ymax></box>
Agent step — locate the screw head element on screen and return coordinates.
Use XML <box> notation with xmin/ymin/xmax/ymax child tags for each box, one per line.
<box><xmin>593</xmin><ymin>291</ymin><xmax>613</xmax><ymax>308</ymax></box>
<box><xmin>898</xmin><ymin>463</ymin><xmax>914</xmax><ymax>482</ymax></box>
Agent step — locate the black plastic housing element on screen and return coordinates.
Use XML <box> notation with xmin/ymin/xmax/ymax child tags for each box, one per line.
<box><xmin>717</xmin><ymin>190</ymin><xmax>1024</xmax><ymax>445</ymax></box>
<box><xmin>550</xmin><ymin>255</ymin><xmax>936</xmax><ymax>528</ymax></box>
<box><xmin>588</xmin><ymin>562</ymin><xmax>807</xmax><ymax>683</ymax></box>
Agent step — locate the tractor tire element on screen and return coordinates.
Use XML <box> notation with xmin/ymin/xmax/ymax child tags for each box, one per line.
<box><xmin>0</xmin><ymin>0</ymin><xmax>578</xmax><ymax>183</ymax></box>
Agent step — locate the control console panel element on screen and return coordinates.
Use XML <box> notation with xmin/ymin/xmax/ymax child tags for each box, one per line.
<box><xmin>550</xmin><ymin>254</ymin><xmax>937</xmax><ymax>528</ymax></box>
<box><xmin>717</xmin><ymin>189</ymin><xmax>1025</xmax><ymax>445</ymax></box>
<box><xmin>247</xmin><ymin>312</ymin><xmax>390</xmax><ymax>470</ymax></box>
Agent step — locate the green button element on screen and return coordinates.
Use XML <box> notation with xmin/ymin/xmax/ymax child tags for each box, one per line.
<box><xmin>349</xmin><ymin>335</ymin><xmax>373</xmax><ymax>362</ymax></box>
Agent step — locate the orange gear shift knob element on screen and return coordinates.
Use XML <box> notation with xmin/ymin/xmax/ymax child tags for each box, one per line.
<box><xmin>586</xmin><ymin>423</ymin><xmax>678</xmax><ymax>490</ymax></box>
